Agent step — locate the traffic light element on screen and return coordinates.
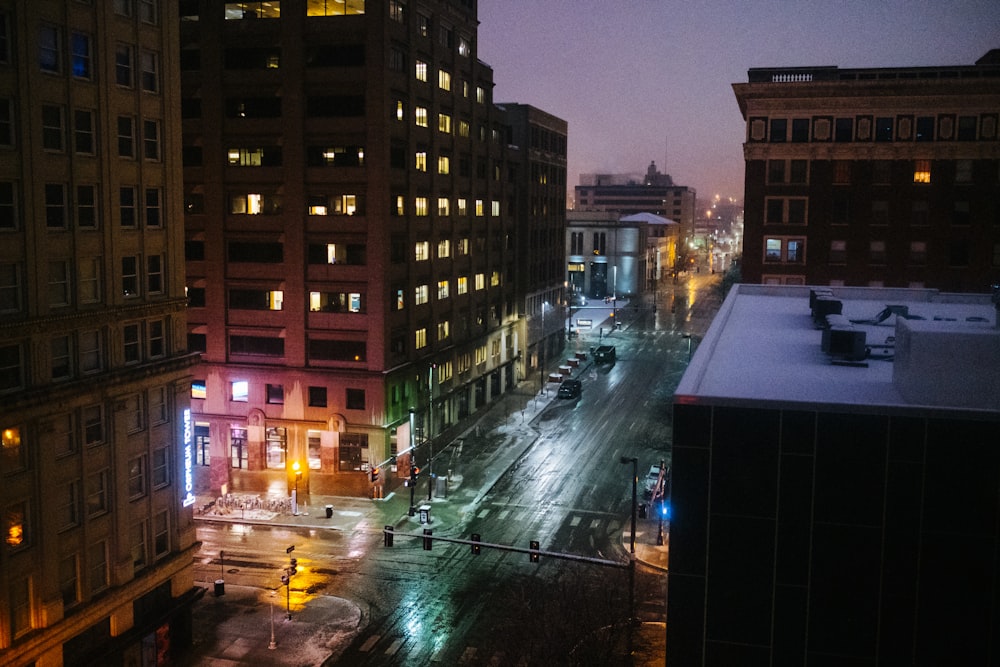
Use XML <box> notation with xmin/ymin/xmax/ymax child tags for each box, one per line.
<box><xmin>529</xmin><ymin>540</ymin><xmax>540</xmax><ymax>563</ymax></box>
<box><xmin>289</xmin><ymin>557</ymin><xmax>297</xmax><ymax>575</ymax></box>
<box><xmin>422</xmin><ymin>528</ymin><xmax>432</xmax><ymax>550</ymax></box>
<box><xmin>384</xmin><ymin>525</ymin><xmax>394</xmax><ymax>547</ymax></box>
<box><xmin>370</xmin><ymin>467</ymin><xmax>380</xmax><ymax>483</ymax></box>
<box><xmin>471</xmin><ymin>533</ymin><xmax>481</xmax><ymax>555</ymax></box>
<box><xmin>281</xmin><ymin>573</ymin><xmax>289</xmax><ymax>585</ymax></box>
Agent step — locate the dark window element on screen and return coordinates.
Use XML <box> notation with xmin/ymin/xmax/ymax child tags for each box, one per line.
<box><xmin>948</xmin><ymin>240</ymin><xmax>969</xmax><ymax>267</ymax></box>
<box><xmin>952</xmin><ymin>201</ymin><xmax>970</xmax><ymax>226</ymax></box>
<box><xmin>187</xmin><ymin>333</ymin><xmax>206</xmax><ymax>352</ymax></box>
<box><xmin>875</xmin><ymin>117</ymin><xmax>894</xmax><ymax>142</ymax></box>
<box><xmin>227</xmin><ymin>241</ymin><xmax>283</xmax><ymax>263</ymax></box>
<box><xmin>179</xmin><ymin>49</ymin><xmax>200</xmax><ymax>70</ymax></box>
<box><xmin>306</xmin><ymin>146</ymin><xmax>364</xmax><ymax>167</ymax></box>
<box><xmin>787</xmin><ymin>200</ymin><xmax>806</xmax><ymax>224</ymax></box>
<box><xmin>229</xmin><ymin>289</ymin><xmax>278</xmax><ymax>309</ymax></box>
<box><xmin>185</xmin><ymin>241</ymin><xmax>205</xmax><ymax>260</ymax></box>
<box><xmin>182</xmin><ymin>145</ymin><xmax>202</xmax><ymax>166</ymax></box>
<box><xmin>180</xmin><ymin>99</ymin><xmax>201</xmax><ymax>119</ymax></box>
<box><xmin>265</xmin><ymin>384</ymin><xmax>283</xmax><ymax>404</ymax></box>
<box><xmin>767</xmin><ymin>160</ymin><xmax>784</xmax><ymax>184</ymax></box>
<box><xmin>308</xmin><ymin>339</ymin><xmax>367</xmax><ymax>362</ymax></box>
<box><xmin>45</xmin><ymin>184</ymin><xmax>66</xmax><ymax>228</ymax></box>
<box><xmin>769</xmin><ymin>118</ymin><xmax>786</xmax><ymax>142</ymax></box>
<box><xmin>789</xmin><ymin>160</ymin><xmax>808</xmax><ymax>184</ymax></box>
<box><xmin>306</xmin><ymin>95</ymin><xmax>365</xmax><ymax>117</ymax></box>
<box><xmin>346</xmin><ymin>388</ymin><xmax>365</xmax><ymax>410</ymax></box>
<box><xmin>184</xmin><ymin>193</ymin><xmax>204</xmax><ymax>214</ymax></box>
<box><xmin>915</xmin><ymin>116</ymin><xmax>934</xmax><ymax>141</ymax></box>
<box><xmin>305</xmin><ymin>44</ymin><xmax>365</xmax><ymax>67</ymax></box>
<box><xmin>225</xmin><ymin>97</ymin><xmax>282</xmax><ymax>118</ymax></box>
<box><xmin>834</xmin><ymin>117</ymin><xmax>853</xmax><ymax>142</ymax></box>
<box><xmin>957</xmin><ymin>116</ymin><xmax>977</xmax><ymax>141</ymax></box>
<box><xmin>187</xmin><ymin>287</ymin><xmax>205</xmax><ymax>307</ymax></box>
<box><xmin>224</xmin><ymin>47</ymin><xmax>280</xmax><ymax>70</ymax></box>
<box><xmin>230</xmin><ymin>335</ymin><xmax>284</xmax><ymax>356</ymax></box>
<box><xmin>766</xmin><ymin>199</ymin><xmax>783</xmax><ymax>224</ymax></box>
<box><xmin>791</xmin><ymin>118</ymin><xmax>809</xmax><ymax>142</ymax></box>
<box><xmin>390</xmin><ymin>143</ymin><xmax>406</xmax><ymax>169</ymax></box>
<box><xmin>308</xmin><ymin>386</ymin><xmax>327</xmax><ymax>408</ymax></box>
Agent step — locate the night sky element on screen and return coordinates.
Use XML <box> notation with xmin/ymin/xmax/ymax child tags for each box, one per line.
<box><xmin>477</xmin><ymin>0</ymin><xmax>1000</xmax><ymax>203</ymax></box>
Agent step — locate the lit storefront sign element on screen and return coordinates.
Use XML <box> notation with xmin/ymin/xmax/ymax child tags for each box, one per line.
<box><xmin>182</xmin><ymin>408</ymin><xmax>195</xmax><ymax>507</ymax></box>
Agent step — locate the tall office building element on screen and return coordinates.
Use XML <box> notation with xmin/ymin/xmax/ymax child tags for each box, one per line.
<box><xmin>1</xmin><ymin>1</ymin><xmax>199</xmax><ymax>665</ymax></box>
<box><xmin>180</xmin><ymin>1</ymin><xmax>522</xmax><ymax>499</ymax></box>
<box><xmin>500</xmin><ymin>103</ymin><xmax>568</xmax><ymax>388</ymax></box>
<box><xmin>733</xmin><ymin>50</ymin><xmax>1000</xmax><ymax>291</ymax></box>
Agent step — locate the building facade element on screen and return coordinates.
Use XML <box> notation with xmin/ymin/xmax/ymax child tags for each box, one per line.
<box><xmin>733</xmin><ymin>51</ymin><xmax>1000</xmax><ymax>291</ymax></box>
<box><xmin>500</xmin><ymin>103</ymin><xmax>568</xmax><ymax>387</ymax></box>
<box><xmin>574</xmin><ymin>161</ymin><xmax>697</xmax><ymax>243</ymax></box>
<box><xmin>566</xmin><ymin>211</ymin><xmax>649</xmax><ymax>301</ymax></box>
<box><xmin>1</xmin><ymin>1</ymin><xmax>199</xmax><ymax>665</ymax></box>
<box><xmin>180</xmin><ymin>0</ymin><xmax>523</xmax><ymax>500</ymax></box>
<box><xmin>669</xmin><ymin>283</ymin><xmax>1000</xmax><ymax>665</ymax></box>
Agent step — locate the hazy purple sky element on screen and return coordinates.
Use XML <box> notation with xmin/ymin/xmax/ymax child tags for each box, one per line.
<box><xmin>477</xmin><ymin>1</ymin><xmax>1000</xmax><ymax>203</ymax></box>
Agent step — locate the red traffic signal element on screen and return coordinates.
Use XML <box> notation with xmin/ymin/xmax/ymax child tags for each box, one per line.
<box><xmin>529</xmin><ymin>540</ymin><xmax>540</xmax><ymax>563</ymax></box>
<box><xmin>471</xmin><ymin>533</ymin><xmax>481</xmax><ymax>555</ymax></box>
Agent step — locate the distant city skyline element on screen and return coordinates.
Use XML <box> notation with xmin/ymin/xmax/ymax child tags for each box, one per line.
<box><xmin>478</xmin><ymin>0</ymin><xmax>1000</xmax><ymax>203</ymax></box>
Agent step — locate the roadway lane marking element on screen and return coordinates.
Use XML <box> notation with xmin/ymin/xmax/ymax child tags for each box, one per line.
<box><xmin>498</xmin><ymin>509</ymin><xmax>510</xmax><ymax>520</ymax></box>
<box><xmin>477</xmin><ymin>508</ymin><xmax>490</xmax><ymax>518</ymax></box>
<box><xmin>359</xmin><ymin>634</ymin><xmax>380</xmax><ymax>652</ymax></box>
<box><xmin>570</xmin><ymin>516</ymin><xmax>581</xmax><ymax>527</ymax></box>
<box><xmin>385</xmin><ymin>638</ymin><xmax>402</xmax><ymax>656</ymax></box>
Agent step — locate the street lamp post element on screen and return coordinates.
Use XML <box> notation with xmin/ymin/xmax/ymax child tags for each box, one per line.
<box><xmin>408</xmin><ymin>408</ymin><xmax>417</xmax><ymax>516</ymax></box>
<box><xmin>540</xmin><ymin>301</ymin><xmax>548</xmax><ymax>395</ymax></box>
<box><xmin>620</xmin><ymin>455</ymin><xmax>638</xmax><ymax>659</ymax></box>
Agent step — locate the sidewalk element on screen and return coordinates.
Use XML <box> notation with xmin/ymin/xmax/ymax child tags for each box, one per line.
<box><xmin>186</xmin><ymin>333</ymin><xmax>668</xmax><ymax>664</ymax></box>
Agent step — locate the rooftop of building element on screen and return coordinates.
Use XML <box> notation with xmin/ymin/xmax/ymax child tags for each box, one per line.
<box><xmin>676</xmin><ymin>284</ymin><xmax>1000</xmax><ymax>415</ymax></box>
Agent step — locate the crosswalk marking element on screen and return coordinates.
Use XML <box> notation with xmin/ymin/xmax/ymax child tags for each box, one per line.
<box><xmin>570</xmin><ymin>515</ymin><xmax>581</xmax><ymax>527</ymax></box>
<box><xmin>384</xmin><ymin>638</ymin><xmax>402</xmax><ymax>655</ymax></box>
<box><xmin>359</xmin><ymin>634</ymin><xmax>380</xmax><ymax>652</ymax></box>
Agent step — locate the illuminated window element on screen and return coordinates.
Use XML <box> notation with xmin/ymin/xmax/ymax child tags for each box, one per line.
<box><xmin>913</xmin><ymin>159</ymin><xmax>931</xmax><ymax>184</ymax></box>
<box><xmin>415</xmin><ymin>242</ymin><xmax>429</xmax><ymax>261</ymax></box>
<box><xmin>389</xmin><ymin>0</ymin><xmax>404</xmax><ymax>22</ymax></box>
<box><xmin>438</xmin><ymin>239</ymin><xmax>450</xmax><ymax>258</ymax></box>
<box><xmin>415</xmin><ymin>197</ymin><xmax>428</xmax><ymax>216</ymax></box>
<box><xmin>415</xmin><ymin>327</ymin><xmax>427</xmax><ymax>349</ymax></box>
<box><xmin>394</xmin><ymin>195</ymin><xmax>405</xmax><ymax>216</ymax></box>
<box><xmin>457</xmin><ymin>276</ymin><xmax>468</xmax><ymax>294</ymax></box>
<box><xmin>191</xmin><ymin>380</ymin><xmax>207</xmax><ymax>400</ymax></box>
<box><xmin>231</xmin><ymin>380</ymin><xmax>249</xmax><ymax>402</ymax></box>
<box><xmin>438</xmin><ymin>70</ymin><xmax>451</xmax><ymax>90</ymax></box>
<box><xmin>457</xmin><ymin>238</ymin><xmax>469</xmax><ymax>255</ymax></box>
<box><xmin>2</xmin><ymin>426</ymin><xmax>24</xmax><ymax>472</ymax></box>
<box><xmin>438</xmin><ymin>113</ymin><xmax>451</xmax><ymax>134</ymax></box>
<box><xmin>475</xmin><ymin>273</ymin><xmax>485</xmax><ymax>290</ymax></box>
<box><xmin>475</xmin><ymin>199</ymin><xmax>484</xmax><ymax>216</ymax></box>
<box><xmin>765</xmin><ymin>238</ymin><xmax>782</xmax><ymax>262</ymax></box>
<box><xmin>415</xmin><ymin>60</ymin><xmax>427</xmax><ymax>82</ymax></box>
<box><xmin>437</xmin><ymin>197</ymin><xmax>450</xmax><ymax>216</ymax></box>
<box><xmin>491</xmin><ymin>200</ymin><xmax>500</xmax><ymax>216</ymax></box>
<box><xmin>5</xmin><ymin>502</ymin><xmax>28</xmax><ymax>554</ymax></box>
<box><xmin>475</xmin><ymin>345</ymin><xmax>486</xmax><ymax>364</ymax></box>
<box><xmin>415</xmin><ymin>284</ymin><xmax>428</xmax><ymax>304</ymax></box>
<box><xmin>459</xmin><ymin>120</ymin><xmax>470</xmax><ymax>137</ymax></box>
<box><xmin>457</xmin><ymin>198</ymin><xmax>467</xmax><ymax>216</ymax></box>
<box><xmin>437</xmin><ymin>280</ymin><xmax>449</xmax><ymax>299</ymax></box>
<box><xmin>439</xmin><ymin>360</ymin><xmax>453</xmax><ymax>381</ymax></box>
<box><xmin>438</xmin><ymin>155</ymin><xmax>450</xmax><ymax>174</ymax></box>
<box><xmin>415</xmin><ymin>106</ymin><xmax>428</xmax><ymax>127</ymax></box>
<box><xmin>395</xmin><ymin>99</ymin><xmax>405</xmax><ymax>121</ymax></box>
<box><xmin>415</xmin><ymin>151</ymin><xmax>426</xmax><ymax>171</ymax></box>
<box><xmin>476</xmin><ymin>86</ymin><xmax>485</xmax><ymax>104</ymax></box>
<box><xmin>437</xmin><ymin>320</ymin><xmax>449</xmax><ymax>340</ymax></box>
<box><xmin>490</xmin><ymin>271</ymin><xmax>500</xmax><ymax>287</ymax></box>
<box><xmin>458</xmin><ymin>36</ymin><xmax>470</xmax><ymax>57</ymax></box>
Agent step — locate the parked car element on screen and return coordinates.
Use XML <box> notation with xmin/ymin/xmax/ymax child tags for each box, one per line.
<box><xmin>557</xmin><ymin>378</ymin><xmax>582</xmax><ymax>399</ymax></box>
<box><xmin>644</xmin><ymin>464</ymin><xmax>668</xmax><ymax>497</ymax></box>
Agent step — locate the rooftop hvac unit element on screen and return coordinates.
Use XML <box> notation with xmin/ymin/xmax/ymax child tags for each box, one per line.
<box><xmin>825</xmin><ymin>327</ymin><xmax>867</xmax><ymax>361</ymax></box>
<box><xmin>812</xmin><ymin>296</ymin><xmax>842</xmax><ymax>325</ymax></box>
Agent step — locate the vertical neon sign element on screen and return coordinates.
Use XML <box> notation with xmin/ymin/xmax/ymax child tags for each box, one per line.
<box><xmin>182</xmin><ymin>408</ymin><xmax>195</xmax><ymax>507</ymax></box>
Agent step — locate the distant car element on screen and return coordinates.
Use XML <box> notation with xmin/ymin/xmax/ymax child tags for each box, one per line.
<box><xmin>571</xmin><ymin>294</ymin><xmax>587</xmax><ymax>307</ymax></box>
<box><xmin>557</xmin><ymin>378</ymin><xmax>582</xmax><ymax>399</ymax></box>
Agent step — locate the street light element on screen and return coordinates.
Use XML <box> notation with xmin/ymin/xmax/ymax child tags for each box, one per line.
<box><xmin>620</xmin><ymin>455</ymin><xmax>638</xmax><ymax>658</ymax></box>
<box><xmin>540</xmin><ymin>301</ymin><xmax>549</xmax><ymax>395</ymax></box>
<box><xmin>291</xmin><ymin>461</ymin><xmax>301</xmax><ymax>515</ymax></box>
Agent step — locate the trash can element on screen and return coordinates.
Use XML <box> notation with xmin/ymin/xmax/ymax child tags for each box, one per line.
<box><xmin>325</xmin><ymin>504</ymin><xmax>333</xmax><ymax>518</ymax></box>
<box><xmin>419</xmin><ymin>505</ymin><xmax>431</xmax><ymax>524</ymax></box>
<box><xmin>214</xmin><ymin>579</ymin><xmax>225</xmax><ymax>597</ymax></box>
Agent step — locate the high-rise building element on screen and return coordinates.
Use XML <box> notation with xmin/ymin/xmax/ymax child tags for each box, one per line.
<box><xmin>500</xmin><ymin>103</ymin><xmax>568</xmax><ymax>390</ymax></box>
<box><xmin>669</xmin><ymin>283</ymin><xmax>1000</xmax><ymax>665</ymax></box>
<box><xmin>180</xmin><ymin>1</ymin><xmax>524</xmax><ymax>499</ymax></box>
<box><xmin>733</xmin><ymin>50</ymin><xmax>1000</xmax><ymax>291</ymax></box>
<box><xmin>1</xmin><ymin>2</ymin><xmax>199</xmax><ymax>664</ymax></box>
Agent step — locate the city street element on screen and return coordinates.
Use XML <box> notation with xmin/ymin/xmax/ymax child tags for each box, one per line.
<box><xmin>182</xmin><ymin>271</ymin><xmax>722</xmax><ymax>666</ymax></box>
